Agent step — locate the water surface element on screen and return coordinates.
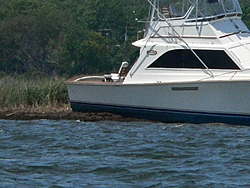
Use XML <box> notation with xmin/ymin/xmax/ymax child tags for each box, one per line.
<box><xmin>0</xmin><ymin>120</ymin><xmax>250</xmax><ymax>187</ymax></box>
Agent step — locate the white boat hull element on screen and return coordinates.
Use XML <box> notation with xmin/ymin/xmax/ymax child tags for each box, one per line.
<box><xmin>66</xmin><ymin>80</ymin><xmax>250</xmax><ymax>125</ymax></box>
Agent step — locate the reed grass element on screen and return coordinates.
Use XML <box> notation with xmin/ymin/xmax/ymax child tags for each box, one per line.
<box><xmin>0</xmin><ymin>75</ymin><xmax>70</xmax><ymax>111</ymax></box>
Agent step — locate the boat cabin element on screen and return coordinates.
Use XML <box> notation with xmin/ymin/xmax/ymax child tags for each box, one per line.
<box><xmin>123</xmin><ymin>0</ymin><xmax>250</xmax><ymax>84</ymax></box>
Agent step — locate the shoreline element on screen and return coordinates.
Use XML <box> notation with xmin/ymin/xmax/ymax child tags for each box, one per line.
<box><xmin>0</xmin><ymin>108</ymin><xmax>141</xmax><ymax>122</ymax></box>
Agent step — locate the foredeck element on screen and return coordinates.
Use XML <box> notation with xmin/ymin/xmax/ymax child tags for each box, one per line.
<box><xmin>66</xmin><ymin>76</ymin><xmax>124</xmax><ymax>85</ymax></box>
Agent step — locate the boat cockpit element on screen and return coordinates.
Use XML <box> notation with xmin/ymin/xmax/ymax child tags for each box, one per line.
<box><xmin>158</xmin><ymin>0</ymin><xmax>242</xmax><ymax>21</ymax></box>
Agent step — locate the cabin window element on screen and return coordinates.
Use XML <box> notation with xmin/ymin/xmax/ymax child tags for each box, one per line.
<box><xmin>147</xmin><ymin>49</ymin><xmax>240</xmax><ymax>70</ymax></box>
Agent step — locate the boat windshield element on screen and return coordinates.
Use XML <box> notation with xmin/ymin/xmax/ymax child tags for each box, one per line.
<box><xmin>158</xmin><ymin>0</ymin><xmax>242</xmax><ymax>20</ymax></box>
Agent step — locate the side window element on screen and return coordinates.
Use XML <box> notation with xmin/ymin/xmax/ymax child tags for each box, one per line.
<box><xmin>147</xmin><ymin>49</ymin><xmax>239</xmax><ymax>70</ymax></box>
<box><xmin>147</xmin><ymin>50</ymin><xmax>205</xmax><ymax>69</ymax></box>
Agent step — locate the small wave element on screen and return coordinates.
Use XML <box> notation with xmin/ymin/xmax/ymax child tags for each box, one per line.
<box><xmin>174</xmin><ymin>124</ymin><xmax>185</xmax><ymax>128</ymax></box>
<box><xmin>0</xmin><ymin>158</ymin><xmax>18</xmax><ymax>161</ymax></box>
<box><xmin>91</xmin><ymin>167</ymin><xmax>131</xmax><ymax>174</ymax></box>
<box><xmin>25</xmin><ymin>164</ymin><xmax>63</xmax><ymax>174</ymax></box>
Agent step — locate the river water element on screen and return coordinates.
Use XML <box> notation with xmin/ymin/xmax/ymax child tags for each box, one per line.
<box><xmin>0</xmin><ymin>119</ymin><xmax>250</xmax><ymax>187</ymax></box>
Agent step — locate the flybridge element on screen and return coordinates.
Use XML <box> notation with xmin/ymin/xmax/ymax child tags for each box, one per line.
<box><xmin>153</xmin><ymin>0</ymin><xmax>242</xmax><ymax>21</ymax></box>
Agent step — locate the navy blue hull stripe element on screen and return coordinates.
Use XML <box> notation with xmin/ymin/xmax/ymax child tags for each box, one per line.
<box><xmin>70</xmin><ymin>101</ymin><xmax>250</xmax><ymax>126</ymax></box>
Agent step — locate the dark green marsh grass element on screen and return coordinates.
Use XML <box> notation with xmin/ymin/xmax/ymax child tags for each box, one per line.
<box><xmin>0</xmin><ymin>75</ymin><xmax>69</xmax><ymax>110</ymax></box>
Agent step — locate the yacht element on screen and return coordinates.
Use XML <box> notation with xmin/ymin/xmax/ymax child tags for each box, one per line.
<box><xmin>66</xmin><ymin>0</ymin><xmax>250</xmax><ymax>126</ymax></box>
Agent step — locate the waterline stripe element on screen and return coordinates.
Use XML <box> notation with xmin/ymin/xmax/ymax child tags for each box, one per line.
<box><xmin>70</xmin><ymin>101</ymin><xmax>250</xmax><ymax>126</ymax></box>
